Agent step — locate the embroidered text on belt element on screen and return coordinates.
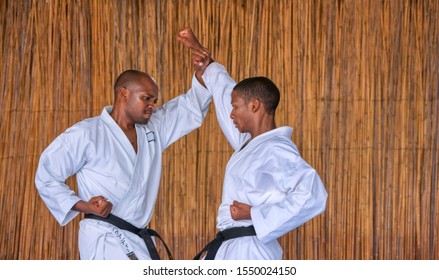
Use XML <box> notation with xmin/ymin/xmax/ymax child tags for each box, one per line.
<box><xmin>85</xmin><ymin>214</ymin><xmax>173</xmax><ymax>260</ymax></box>
<box><xmin>193</xmin><ymin>225</ymin><xmax>256</xmax><ymax>260</ymax></box>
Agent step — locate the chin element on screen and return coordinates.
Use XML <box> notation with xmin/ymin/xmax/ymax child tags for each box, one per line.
<box><xmin>136</xmin><ymin>118</ymin><xmax>150</xmax><ymax>125</ymax></box>
<box><xmin>234</xmin><ymin>124</ymin><xmax>244</xmax><ymax>133</ymax></box>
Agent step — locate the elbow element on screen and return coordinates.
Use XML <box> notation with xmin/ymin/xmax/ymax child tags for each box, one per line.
<box><xmin>311</xmin><ymin>189</ymin><xmax>328</xmax><ymax>218</ymax></box>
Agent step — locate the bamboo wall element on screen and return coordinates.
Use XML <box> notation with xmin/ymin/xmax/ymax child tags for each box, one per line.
<box><xmin>0</xmin><ymin>0</ymin><xmax>438</xmax><ymax>260</ymax></box>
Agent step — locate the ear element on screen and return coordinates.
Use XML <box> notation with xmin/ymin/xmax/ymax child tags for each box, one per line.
<box><xmin>250</xmin><ymin>99</ymin><xmax>261</xmax><ymax>112</ymax></box>
<box><xmin>118</xmin><ymin>87</ymin><xmax>128</xmax><ymax>101</ymax></box>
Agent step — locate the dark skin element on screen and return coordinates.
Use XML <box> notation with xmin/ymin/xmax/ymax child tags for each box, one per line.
<box><xmin>71</xmin><ymin>195</ymin><xmax>112</xmax><ymax>218</ymax></box>
<box><xmin>110</xmin><ymin>76</ymin><xmax>159</xmax><ymax>152</ymax></box>
<box><xmin>112</xmin><ymin>86</ymin><xmax>139</xmax><ymax>151</ymax></box>
<box><xmin>176</xmin><ymin>28</ymin><xmax>212</xmax><ymax>85</ymax></box>
<box><xmin>178</xmin><ymin>27</ymin><xmax>277</xmax><ymax>221</ymax></box>
<box><xmin>72</xmin><ymin>74</ymin><xmax>158</xmax><ymax>218</ymax></box>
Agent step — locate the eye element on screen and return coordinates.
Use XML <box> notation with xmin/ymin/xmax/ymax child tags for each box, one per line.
<box><xmin>141</xmin><ymin>95</ymin><xmax>158</xmax><ymax>105</ymax></box>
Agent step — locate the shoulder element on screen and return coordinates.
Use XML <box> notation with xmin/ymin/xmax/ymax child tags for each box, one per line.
<box><xmin>60</xmin><ymin>116</ymin><xmax>101</xmax><ymax>145</ymax></box>
<box><xmin>257</xmin><ymin>131</ymin><xmax>304</xmax><ymax>169</ymax></box>
<box><xmin>269</xmin><ymin>137</ymin><xmax>300</xmax><ymax>158</ymax></box>
<box><xmin>66</xmin><ymin>116</ymin><xmax>100</xmax><ymax>133</ymax></box>
<box><xmin>261</xmin><ymin>127</ymin><xmax>300</xmax><ymax>155</ymax></box>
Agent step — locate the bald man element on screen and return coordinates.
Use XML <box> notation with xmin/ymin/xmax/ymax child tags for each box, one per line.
<box><xmin>35</xmin><ymin>69</ymin><xmax>212</xmax><ymax>259</ymax></box>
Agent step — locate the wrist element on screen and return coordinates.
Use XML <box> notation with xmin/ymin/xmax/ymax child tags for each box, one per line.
<box><xmin>72</xmin><ymin>200</ymin><xmax>89</xmax><ymax>214</ymax></box>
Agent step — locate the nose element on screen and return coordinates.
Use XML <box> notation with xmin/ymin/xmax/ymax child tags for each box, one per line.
<box><xmin>230</xmin><ymin>110</ymin><xmax>234</xmax><ymax>120</ymax></box>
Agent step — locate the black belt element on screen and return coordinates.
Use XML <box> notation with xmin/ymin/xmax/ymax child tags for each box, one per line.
<box><xmin>85</xmin><ymin>214</ymin><xmax>173</xmax><ymax>260</ymax></box>
<box><xmin>193</xmin><ymin>225</ymin><xmax>256</xmax><ymax>260</ymax></box>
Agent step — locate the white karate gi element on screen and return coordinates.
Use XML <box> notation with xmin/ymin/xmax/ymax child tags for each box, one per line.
<box><xmin>195</xmin><ymin>62</ymin><xmax>328</xmax><ymax>259</ymax></box>
<box><xmin>35</xmin><ymin>75</ymin><xmax>211</xmax><ymax>260</ymax></box>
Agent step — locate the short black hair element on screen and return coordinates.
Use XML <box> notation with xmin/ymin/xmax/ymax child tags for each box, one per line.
<box><xmin>233</xmin><ymin>77</ymin><xmax>280</xmax><ymax>115</ymax></box>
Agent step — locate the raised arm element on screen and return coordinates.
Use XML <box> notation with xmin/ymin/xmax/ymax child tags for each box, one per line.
<box><xmin>177</xmin><ymin>28</ymin><xmax>249</xmax><ymax>150</ymax></box>
<box><xmin>148</xmin><ymin>73</ymin><xmax>212</xmax><ymax>151</ymax></box>
<box><xmin>144</xmin><ymin>28</ymin><xmax>213</xmax><ymax>149</ymax></box>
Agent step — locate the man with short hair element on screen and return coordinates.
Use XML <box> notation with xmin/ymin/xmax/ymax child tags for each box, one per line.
<box><xmin>178</xmin><ymin>27</ymin><xmax>328</xmax><ymax>260</ymax></box>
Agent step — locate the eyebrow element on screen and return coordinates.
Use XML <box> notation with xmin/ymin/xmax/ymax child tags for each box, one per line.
<box><xmin>138</xmin><ymin>91</ymin><xmax>157</xmax><ymax>97</ymax></box>
<box><xmin>144</xmin><ymin>92</ymin><xmax>159</xmax><ymax>101</ymax></box>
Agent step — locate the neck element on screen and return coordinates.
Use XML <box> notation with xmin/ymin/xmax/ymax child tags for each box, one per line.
<box><xmin>110</xmin><ymin>106</ymin><xmax>135</xmax><ymax>131</ymax></box>
<box><xmin>110</xmin><ymin>106</ymin><xmax>138</xmax><ymax>153</ymax></box>
<box><xmin>249</xmin><ymin>118</ymin><xmax>276</xmax><ymax>139</ymax></box>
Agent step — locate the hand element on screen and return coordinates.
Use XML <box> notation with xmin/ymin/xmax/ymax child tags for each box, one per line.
<box><xmin>72</xmin><ymin>195</ymin><xmax>113</xmax><ymax>218</ymax></box>
<box><xmin>192</xmin><ymin>48</ymin><xmax>211</xmax><ymax>72</ymax></box>
<box><xmin>88</xmin><ymin>196</ymin><xmax>112</xmax><ymax>217</ymax></box>
<box><xmin>230</xmin><ymin>200</ymin><xmax>252</xmax><ymax>221</ymax></box>
<box><xmin>177</xmin><ymin>27</ymin><xmax>204</xmax><ymax>50</ymax></box>
<box><xmin>177</xmin><ymin>27</ymin><xmax>213</xmax><ymax>86</ymax></box>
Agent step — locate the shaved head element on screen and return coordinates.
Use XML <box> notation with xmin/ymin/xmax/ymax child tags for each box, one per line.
<box><xmin>114</xmin><ymin>70</ymin><xmax>157</xmax><ymax>98</ymax></box>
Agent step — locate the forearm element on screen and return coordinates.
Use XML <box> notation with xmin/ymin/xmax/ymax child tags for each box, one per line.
<box><xmin>195</xmin><ymin>58</ymin><xmax>215</xmax><ymax>87</ymax></box>
<box><xmin>201</xmin><ymin>62</ymin><xmax>249</xmax><ymax>150</ymax></box>
<box><xmin>153</xmin><ymin>74</ymin><xmax>212</xmax><ymax>148</ymax></box>
<box><xmin>71</xmin><ymin>200</ymin><xmax>90</xmax><ymax>213</ymax></box>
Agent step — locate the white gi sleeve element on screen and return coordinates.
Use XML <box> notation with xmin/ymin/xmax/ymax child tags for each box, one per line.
<box><xmin>251</xmin><ymin>160</ymin><xmax>328</xmax><ymax>244</ymax></box>
<box><xmin>201</xmin><ymin>62</ymin><xmax>250</xmax><ymax>151</ymax></box>
<box><xmin>35</xmin><ymin>135</ymin><xmax>83</xmax><ymax>226</ymax></box>
<box><xmin>150</xmin><ymin>74</ymin><xmax>212</xmax><ymax>150</ymax></box>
